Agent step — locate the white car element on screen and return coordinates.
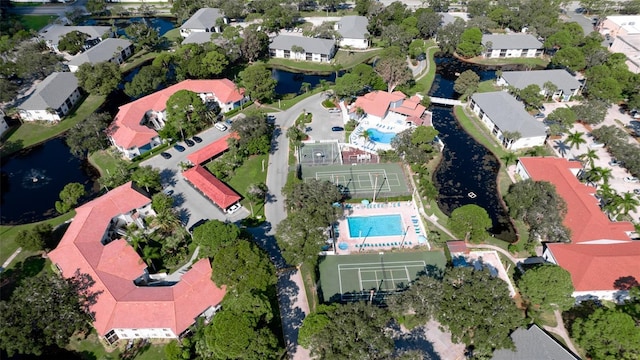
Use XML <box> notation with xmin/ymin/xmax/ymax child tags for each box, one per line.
<box><xmin>624</xmin><ymin>176</ymin><xmax>639</xmax><ymax>183</ymax></box>
<box><xmin>226</xmin><ymin>203</ymin><xmax>241</xmax><ymax>214</ymax></box>
<box><xmin>589</xmin><ymin>142</ymin><xmax>605</xmax><ymax>148</ymax></box>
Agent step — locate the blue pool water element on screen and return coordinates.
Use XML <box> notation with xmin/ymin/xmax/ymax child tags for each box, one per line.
<box><xmin>348</xmin><ymin>214</ymin><xmax>404</xmax><ymax>237</ymax></box>
<box><xmin>366</xmin><ymin>128</ymin><xmax>396</xmax><ymax>144</ymax></box>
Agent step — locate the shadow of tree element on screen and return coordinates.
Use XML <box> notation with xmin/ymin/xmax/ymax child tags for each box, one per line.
<box><xmin>0</xmin><ymin>256</ymin><xmax>46</xmax><ymax>301</ymax></box>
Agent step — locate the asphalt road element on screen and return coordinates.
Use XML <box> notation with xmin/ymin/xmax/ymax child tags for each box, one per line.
<box><xmin>7</xmin><ymin>0</ymin><xmax>87</xmax><ymax>16</ymax></box>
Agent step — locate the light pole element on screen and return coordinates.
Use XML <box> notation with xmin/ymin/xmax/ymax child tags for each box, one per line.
<box><xmin>373</xmin><ymin>175</ymin><xmax>379</xmax><ymax>202</ymax></box>
<box><xmin>400</xmin><ymin>225</ymin><xmax>411</xmax><ymax>248</ymax></box>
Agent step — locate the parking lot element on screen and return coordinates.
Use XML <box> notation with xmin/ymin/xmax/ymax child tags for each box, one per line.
<box><xmin>141</xmin><ymin>125</ymin><xmax>249</xmax><ymax>229</ymax></box>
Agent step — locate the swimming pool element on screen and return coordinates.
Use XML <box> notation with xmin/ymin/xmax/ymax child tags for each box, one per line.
<box><xmin>347</xmin><ymin>214</ymin><xmax>404</xmax><ymax>237</ymax></box>
<box><xmin>366</xmin><ymin>128</ymin><xmax>396</xmax><ymax>144</ymax></box>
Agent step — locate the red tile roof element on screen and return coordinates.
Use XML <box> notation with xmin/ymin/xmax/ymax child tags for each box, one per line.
<box><xmin>108</xmin><ymin>79</ymin><xmax>244</xmax><ymax>149</ymax></box>
<box><xmin>48</xmin><ymin>182</ymin><xmax>226</xmax><ymax>337</ymax></box>
<box><xmin>187</xmin><ymin>132</ymin><xmax>239</xmax><ymax>165</ymax></box>
<box><xmin>182</xmin><ymin>165</ymin><xmax>241</xmax><ymax>209</ymax></box>
<box><xmin>446</xmin><ymin>240</ymin><xmax>469</xmax><ymax>254</ymax></box>
<box><xmin>349</xmin><ymin>91</ymin><xmax>426</xmax><ymax>119</ymax></box>
<box><xmin>518</xmin><ymin>157</ymin><xmax>634</xmax><ymax>243</ymax></box>
<box><xmin>547</xmin><ymin>242</ymin><xmax>640</xmax><ymax>291</ymax></box>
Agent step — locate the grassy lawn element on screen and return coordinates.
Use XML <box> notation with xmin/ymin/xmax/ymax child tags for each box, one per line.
<box><xmin>477</xmin><ymin>79</ymin><xmax>499</xmax><ymax>93</ymax></box>
<box><xmin>2</xmin><ymin>94</ymin><xmax>106</xmax><ymax>156</ymax></box>
<box><xmin>88</xmin><ymin>149</ymin><xmax>122</xmax><ymax>177</ymax></box>
<box><xmin>269</xmin><ymin>87</ymin><xmax>324</xmax><ymax>111</ymax></box>
<box><xmin>225</xmin><ymin>154</ymin><xmax>269</xmax><ymax>218</ymax></box>
<box><xmin>0</xmin><ymin>212</ymin><xmax>75</xmax><ymax>269</ymax></box>
<box><xmin>407</xmin><ymin>42</ymin><xmax>439</xmax><ymax>95</ymax></box>
<box><xmin>19</xmin><ymin>15</ymin><xmax>56</xmax><ymax>31</ymax></box>
<box><xmin>454</xmin><ymin>105</ymin><xmax>508</xmax><ymax>159</ymax></box>
<box><xmin>333</xmin><ymin>48</ymin><xmax>382</xmax><ymax>69</ymax></box>
<box><xmin>67</xmin><ymin>331</ymin><xmax>168</xmax><ymax>360</ymax></box>
<box><xmin>467</xmin><ymin>56</ymin><xmax>550</xmax><ymax>68</ymax></box>
<box><xmin>300</xmin><ymin>262</ymin><xmax>319</xmax><ymax>313</ymax></box>
<box><xmin>162</xmin><ymin>28</ymin><xmax>182</xmax><ymax>44</ymax></box>
<box><xmin>267</xmin><ymin>58</ymin><xmax>334</xmax><ymax>73</ymax></box>
<box><xmin>121</xmin><ymin>50</ymin><xmax>162</xmax><ymax>73</ymax></box>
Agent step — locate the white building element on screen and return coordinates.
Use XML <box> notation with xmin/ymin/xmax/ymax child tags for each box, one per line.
<box><xmin>610</xmin><ymin>35</ymin><xmax>640</xmax><ymax>74</ymax></box>
<box><xmin>39</xmin><ymin>25</ymin><xmax>112</xmax><ymax>53</ymax></box>
<box><xmin>18</xmin><ymin>72</ymin><xmax>82</xmax><ymax>122</ymax></box>
<box><xmin>0</xmin><ymin>109</ymin><xmax>9</xmax><ymax>137</ymax></box>
<box><xmin>179</xmin><ymin>8</ymin><xmax>227</xmax><ymax>38</ymax></box>
<box><xmin>269</xmin><ymin>35</ymin><xmax>336</xmax><ymax>63</ymax></box>
<box><xmin>469</xmin><ymin>91</ymin><xmax>547</xmax><ymax>150</ymax></box>
<box><xmin>335</xmin><ymin>16</ymin><xmax>369</xmax><ymax>49</ymax></box>
<box><xmin>497</xmin><ymin>69</ymin><xmax>583</xmax><ymax>102</ymax></box>
<box><xmin>482</xmin><ymin>34</ymin><xmax>543</xmax><ymax>58</ymax></box>
<box><xmin>66</xmin><ymin>38</ymin><xmax>134</xmax><ymax>73</ymax></box>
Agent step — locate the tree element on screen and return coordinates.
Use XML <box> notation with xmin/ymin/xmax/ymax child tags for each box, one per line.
<box><xmin>504</xmin><ymin>179</ymin><xmax>571</xmax><ymax>243</ymax></box>
<box><xmin>192</xmin><ymin>220</ymin><xmax>241</xmax><ymax>257</ymax></box>
<box><xmin>85</xmin><ymin>0</ymin><xmax>106</xmax><ymax>13</ymax></box>
<box><xmin>0</xmin><ymin>78</ymin><xmax>19</xmax><ymax>102</ymax></box>
<box><xmin>566</xmin><ymin>130</ymin><xmax>586</xmax><ymax>151</ymax></box>
<box><xmin>572</xmin><ymin>99</ymin><xmax>608</xmax><ymax>125</ymax></box>
<box><xmin>387</xmin><ymin>272</ymin><xmax>443</xmax><ymax>323</ymax></box>
<box><xmin>162</xmin><ymin>90</ymin><xmax>208</xmax><ymax>140</ymax></box>
<box><xmin>578</xmin><ymin>149</ymin><xmax>600</xmax><ymax>169</ymax></box>
<box><xmin>241</xmin><ymin>25</ymin><xmax>270</xmax><ymax>63</ymax></box>
<box><xmin>518</xmin><ymin>84</ymin><xmax>544</xmax><ymax>109</ymax></box>
<box><xmin>211</xmin><ymin>239</ymin><xmax>276</xmax><ymax>293</ymax></box>
<box><xmin>57</xmin><ymin>30</ymin><xmax>89</xmax><ymax>55</ymax></box>
<box><xmin>614</xmin><ymin>192</ymin><xmax>640</xmax><ymax>216</ymax></box>
<box><xmin>429</xmin><ymin>0</ymin><xmax>450</xmax><ymax>12</ymax></box>
<box><xmin>518</xmin><ymin>265</ymin><xmax>575</xmax><ymax>311</ymax></box>
<box><xmin>221</xmin><ymin>0</ymin><xmax>245</xmax><ymax>19</ymax></box>
<box><xmin>124</xmin><ymin>22</ymin><xmax>160</xmax><ymax>51</ymax></box>
<box><xmin>374</xmin><ymin>56</ymin><xmax>412</xmax><ymax>92</ymax></box>
<box><xmin>501</xmin><ymin>152</ymin><xmax>517</xmax><ymax>167</ymax></box>
<box><xmin>572</xmin><ymin>308</ymin><xmax>640</xmax><ymax>360</ymax></box>
<box><xmin>551</xmin><ymin>46</ymin><xmax>586</xmax><ymax>72</ymax></box>
<box><xmin>391</xmin><ymin>126</ymin><xmax>439</xmax><ymax>164</ymax></box>
<box><xmin>586</xmin><ymin>76</ymin><xmax>623</xmax><ymax>103</ymax></box>
<box><xmin>230</xmin><ymin>110</ymin><xmax>272</xmax><ymax>154</ymax></box>
<box><xmin>240</xmin><ymin>63</ymin><xmax>277</xmax><ymax>102</ymax></box>
<box><xmin>202</xmin><ymin>50</ymin><xmax>229</xmax><ymax>77</ymax></box>
<box><xmin>14</xmin><ymin>41</ymin><xmax>62</xmax><ymax>80</ymax></box>
<box><xmin>542</xmin><ymin>81</ymin><xmax>558</xmax><ymax>100</ymax></box>
<box><xmin>448</xmin><ymin>204</ymin><xmax>492</xmax><ymax>243</ymax></box>
<box><xmin>75</xmin><ymin>61</ymin><xmax>122</xmax><ymax>95</ymax></box>
<box><xmin>124</xmin><ymin>64</ymin><xmax>168</xmax><ymax>98</ymax></box>
<box><xmin>299</xmin><ymin>302</ymin><xmax>394</xmax><ymax>360</ymax></box>
<box><xmin>65</xmin><ymin>112</ymin><xmax>111</xmax><ymax>157</ymax></box>
<box><xmin>15</xmin><ymin>223</ymin><xmax>52</xmax><ymax>251</ymax></box>
<box><xmin>415</xmin><ymin>9</ymin><xmax>442</xmax><ymax>39</ymax></box>
<box><xmin>131</xmin><ymin>166</ymin><xmax>161</xmax><ymax>193</ymax></box>
<box><xmin>456</xmin><ymin>27</ymin><xmax>483</xmax><ymax>58</ymax></box>
<box><xmin>0</xmin><ymin>271</ymin><xmax>96</xmax><ymax>357</ymax></box>
<box><xmin>453</xmin><ymin>69</ymin><xmax>480</xmax><ymax>98</ymax></box>
<box><xmin>436</xmin><ymin>18</ymin><xmax>466</xmax><ymax>54</ymax></box>
<box><xmin>246</xmin><ymin>182</ymin><xmax>268</xmax><ymax>217</ymax></box>
<box><xmin>546</xmin><ymin>107</ymin><xmax>577</xmax><ymax>135</ymax></box>
<box><xmin>55</xmin><ymin>182</ymin><xmax>86</xmax><ymax>214</ymax></box>
<box><xmin>276</xmin><ymin>212</ymin><xmax>327</xmax><ymax>266</ymax></box>
<box><xmin>438</xmin><ymin>267</ymin><xmax>522</xmax><ymax>358</ymax></box>
<box><xmin>381</xmin><ymin>24</ymin><xmax>412</xmax><ymax>51</ymax></box>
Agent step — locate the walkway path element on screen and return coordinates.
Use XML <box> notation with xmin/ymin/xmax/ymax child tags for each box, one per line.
<box><xmin>164</xmin><ymin>246</ymin><xmax>200</xmax><ymax>282</ymax></box>
<box><xmin>0</xmin><ymin>247</ymin><xmax>22</xmax><ymax>273</ymax></box>
<box><xmin>414</xmin><ymin>46</ymin><xmax>439</xmax><ymax>81</ymax></box>
<box><xmin>543</xmin><ymin>309</ymin><xmax>581</xmax><ymax>356</ymax></box>
<box><xmin>466</xmin><ymin>244</ymin><xmax>527</xmax><ymax>265</ymax></box>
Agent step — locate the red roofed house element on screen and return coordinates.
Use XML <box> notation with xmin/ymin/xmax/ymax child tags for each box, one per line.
<box><xmin>108</xmin><ymin>79</ymin><xmax>246</xmax><ymax>159</ymax></box>
<box><xmin>183</xmin><ymin>165</ymin><xmax>242</xmax><ymax>210</ymax></box>
<box><xmin>48</xmin><ymin>182</ymin><xmax>226</xmax><ymax>343</ymax></box>
<box><xmin>348</xmin><ymin>91</ymin><xmax>430</xmax><ymax>127</ymax></box>
<box><xmin>516</xmin><ymin>157</ymin><xmax>639</xmax><ymax>302</ymax></box>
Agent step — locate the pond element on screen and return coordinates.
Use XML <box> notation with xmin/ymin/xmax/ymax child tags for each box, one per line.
<box><xmin>0</xmin><ymin>137</ymin><xmax>100</xmax><ymax>225</ymax></box>
<box><xmin>79</xmin><ymin>17</ymin><xmax>177</xmax><ymax>37</ymax></box>
<box><xmin>272</xmin><ymin>69</ymin><xmax>337</xmax><ymax>95</ymax></box>
<box><xmin>429</xmin><ymin>56</ymin><xmax>517</xmax><ymax>241</ymax></box>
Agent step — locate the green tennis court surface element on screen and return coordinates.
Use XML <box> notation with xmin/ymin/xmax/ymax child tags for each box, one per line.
<box><xmin>319</xmin><ymin>251</ymin><xmax>446</xmax><ymax>303</ymax></box>
<box><xmin>301</xmin><ymin>163</ymin><xmax>411</xmax><ymax>198</ymax></box>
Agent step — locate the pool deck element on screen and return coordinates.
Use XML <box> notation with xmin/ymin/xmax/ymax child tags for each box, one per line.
<box><xmin>334</xmin><ymin>201</ymin><xmax>428</xmax><ymax>255</ymax></box>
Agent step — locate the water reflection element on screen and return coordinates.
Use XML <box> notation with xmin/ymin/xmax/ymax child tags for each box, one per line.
<box><xmin>429</xmin><ymin>56</ymin><xmax>516</xmax><ymax>241</ymax></box>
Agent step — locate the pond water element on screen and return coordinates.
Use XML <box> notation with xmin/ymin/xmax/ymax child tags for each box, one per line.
<box><xmin>79</xmin><ymin>17</ymin><xmax>177</xmax><ymax>37</ymax></box>
<box><xmin>272</xmin><ymin>69</ymin><xmax>337</xmax><ymax>95</ymax></box>
<box><xmin>0</xmin><ymin>137</ymin><xmax>99</xmax><ymax>225</ymax></box>
<box><xmin>429</xmin><ymin>56</ymin><xmax>516</xmax><ymax>241</ymax></box>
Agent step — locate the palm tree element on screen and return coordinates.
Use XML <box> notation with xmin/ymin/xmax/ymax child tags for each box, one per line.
<box><xmin>500</xmin><ymin>152</ymin><xmax>518</xmax><ymax>167</ymax></box>
<box><xmin>596</xmin><ymin>167</ymin><xmax>612</xmax><ymax>184</ymax></box>
<box><xmin>566</xmin><ymin>131</ymin><xmax>586</xmax><ymax>151</ymax></box>
<box><xmin>360</xmin><ymin>130</ymin><xmax>371</xmax><ymax>145</ymax></box>
<box><xmin>578</xmin><ymin>149</ymin><xmax>599</xmax><ymax>169</ymax></box>
<box><xmin>543</xmin><ymin>81</ymin><xmax>558</xmax><ymax>101</ymax></box>
<box><xmin>614</xmin><ymin>192</ymin><xmax>640</xmax><ymax>216</ymax></box>
<box><xmin>246</xmin><ymin>182</ymin><xmax>268</xmax><ymax>217</ymax></box>
<box><xmin>300</xmin><ymin>82</ymin><xmax>311</xmax><ymax>93</ymax></box>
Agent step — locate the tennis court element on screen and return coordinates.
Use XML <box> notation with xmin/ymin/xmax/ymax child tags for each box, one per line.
<box><xmin>319</xmin><ymin>251</ymin><xmax>446</xmax><ymax>303</ymax></box>
<box><xmin>301</xmin><ymin>163</ymin><xmax>411</xmax><ymax>198</ymax></box>
<box><xmin>298</xmin><ymin>141</ymin><xmax>341</xmax><ymax>166</ymax></box>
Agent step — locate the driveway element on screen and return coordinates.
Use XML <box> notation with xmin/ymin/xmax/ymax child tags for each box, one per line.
<box><xmin>561</xmin><ymin>2</ymin><xmax>597</xmax><ymax>36</ymax></box>
<box><xmin>141</xmin><ymin>126</ymin><xmax>249</xmax><ymax>229</ymax></box>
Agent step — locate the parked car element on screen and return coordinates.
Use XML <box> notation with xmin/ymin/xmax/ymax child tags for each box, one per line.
<box><xmin>214</xmin><ymin>122</ymin><xmax>228</xmax><ymax>131</ymax></box>
<box><xmin>192</xmin><ymin>136</ymin><xmax>203</xmax><ymax>143</ymax></box>
<box><xmin>589</xmin><ymin>142</ymin><xmax>605</xmax><ymax>149</ymax></box>
<box><xmin>609</xmin><ymin>159</ymin><xmax>623</xmax><ymax>167</ymax></box>
<box><xmin>226</xmin><ymin>203</ymin><xmax>241</xmax><ymax>214</ymax></box>
<box><xmin>538</xmin><ymin>105</ymin><xmax>546</xmax><ymax>112</ymax></box>
<box><xmin>416</xmin><ymin>53</ymin><xmax>426</xmax><ymax>61</ymax></box>
<box><xmin>173</xmin><ymin>144</ymin><xmax>186</xmax><ymax>152</ymax></box>
<box><xmin>331</xmin><ymin>126</ymin><xmax>344</xmax><ymax>131</ymax></box>
<box><xmin>162</xmin><ymin>188</ymin><xmax>174</xmax><ymax>196</ymax></box>
<box><xmin>534</xmin><ymin>112</ymin><xmax>545</xmax><ymax>119</ymax></box>
<box><xmin>633</xmin><ymin>189</ymin><xmax>640</xmax><ymax>195</ymax></box>
<box><xmin>624</xmin><ymin>176</ymin><xmax>639</xmax><ymax>183</ymax></box>
<box><xmin>185</xmin><ymin>139</ymin><xmax>195</xmax><ymax>147</ymax></box>
<box><xmin>160</xmin><ymin>152</ymin><xmax>172</xmax><ymax>159</ymax></box>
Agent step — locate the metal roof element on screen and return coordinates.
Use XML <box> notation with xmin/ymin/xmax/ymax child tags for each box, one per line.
<box><xmin>20</xmin><ymin>72</ymin><xmax>78</xmax><ymax>111</ymax></box>
<box><xmin>66</xmin><ymin>38</ymin><xmax>132</xmax><ymax>67</ymax></box>
<box><xmin>500</xmin><ymin>69</ymin><xmax>581</xmax><ymax>96</ymax></box>
<box><xmin>336</xmin><ymin>16</ymin><xmax>368</xmax><ymax>39</ymax></box>
<box><xmin>482</xmin><ymin>34</ymin><xmax>543</xmax><ymax>50</ymax></box>
<box><xmin>470</xmin><ymin>91</ymin><xmax>546</xmax><ymax>138</ymax></box>
<box><xmin>180</xmin><ymin>8</ymin><xmax>224</xmax><ymax>30</ymax></box>
<box><xmin>269</xmin><ymin>35</ymin><xmax>336</xmax><ymax>55</ymax></box>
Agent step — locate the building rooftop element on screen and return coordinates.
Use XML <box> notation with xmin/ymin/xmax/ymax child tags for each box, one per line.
<box><xmin>66</xmin><ymin>38</ymin><xmax>132</xmax><ymax>67</ymax></box>
<box><xmin>40</xmin><ymin>25</ymin><xmax>111</xmax><ymax>47</ymax></box>
<box><xmin>187</xmin><ymin>133</ymin><xmax>238</xmax><ymax>165</ymax></box>
<box><xmin>500</xmin><ymin>69</ymin><xmax>581</xmax><ymax>96</ymax></box>
<box><xmin>470</xmin><ymin>92</ymin><xmax>547</xmax><ymax>138</ymax></box>
<box><xmin>350</xmin><ymin>91</ymin><xmax>427</xmax><ymax>122</ymax></box>
<box><xmin>182</xmin><ymin>165</ymin><xmax>241</xmax><ymax>210</ymax></box>
<box><xmin>518</xmin><ymin>157</ymin><xmax>635</xmax><ymax>244</ymax></box>
<box><xmin>109</xmin><ymin>79</ymin><xmax>244</xmax><ymax>149</ymax></box>
<box><xmin>602</xmin><ymin>15</ymin><xmax>640</xmax><ymax>35</ymax></box>
<box><xmin>180</xmin><ymin>8</ymin><xmax>224</xmax><ymax>30</ymax></box>
<box><xmin>19</xmin><ymin>72</ymin><xmax>78</xmax><ymax>111</ymax></box>
<box><xmin>492</xmin><ymin>324</ymin><xmax>580</xmax><ymax>360</ymax></box>
<box><xmin>47</xmin><ymin>182</ymin><xmax>226</xmax><ymax>336</ymax></box>
<box><xmin>269</xmin><ymin>35</ymin><xmax>336</xmax><ymax>55</ymax></box>
<box><xmin>336</xmin><ymin>16</ymin><xmax>369</xmax><ymax>40</ymax></box>
<box><xmin>482</xmin><ymin>34</ymin><xmax>543</xmax><ymax>50</ymax></box>
<box><xmin>181</xmin><ymin>32</ymin><xmax>226</xmax><ymax>45</ymax></box>
<box><xmin>547</xmin><ymin>242</ymin><xmax>640</xmax><ymax>292</ymax></box>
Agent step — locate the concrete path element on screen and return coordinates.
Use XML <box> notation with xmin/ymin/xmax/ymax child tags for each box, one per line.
<box><xmin>466</xmin><ymin>244</ymin><xmax>527</xmax><ymax>265</ymax></box>
<box><xmin>0</xmin><ymin>247</ymin><xmax>22</xmax><ymax>273</ymax></box>
<box><xmin>543</xmin><ymin>309</ymin><xmax>581</xmax><ymax>356</ymax></box>
<box><xmin>163</xmin><ymin>246</ymin><xmax>200</xmax><ymax>282</ymax></box>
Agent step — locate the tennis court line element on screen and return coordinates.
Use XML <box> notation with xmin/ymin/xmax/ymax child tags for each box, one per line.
<box><xmin>338</xmin><ymin>260</ymin><xmax>426</xmax><ymax>269</ymax></box>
